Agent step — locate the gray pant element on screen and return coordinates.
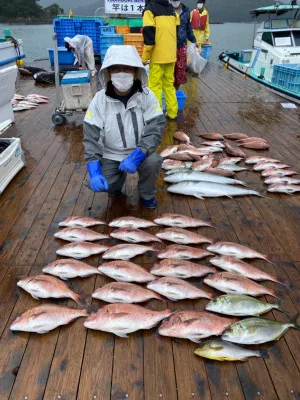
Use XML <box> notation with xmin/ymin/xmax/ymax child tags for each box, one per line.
<box><xmin>102</xmin><ymin>153</ymin><xmax>162</xmax><ymax>200</ymax></box>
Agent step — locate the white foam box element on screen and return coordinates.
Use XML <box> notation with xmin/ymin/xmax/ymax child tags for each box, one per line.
<box><xmin>61</xmin><ymin>83</ymin><xmax>93</xmax><ymax>110</ymax></box>
<box><xmin>0</xmin><ymin>137</ymin><xmax>25</xmax><ymax>195</ymax></box>
<box><xmin>0</xmin><ymin>101</ymin><xmax>14</xmax><ymax>124</ymax></box>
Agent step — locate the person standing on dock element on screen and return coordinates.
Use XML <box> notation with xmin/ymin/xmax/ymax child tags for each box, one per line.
<box><xmin>142</xmin><ymin>0</ymin><xmax>180</xmax><ymax>120</ymax></box>
<box><xmin>190</xmin><ymin>0</ymin><xmax>210</xmax><ymax>51</ymax></box>
<box><xmin>64</xmin><ymin>35</ymin><xmax>96</xmax><ymax>75</ymax></box>
<box><xmin>83</xmin><ymin>45</ymin><xmax>165</xmax><ymax>209</ymax></box>
<box><xmin>171</xmin><ymin>0</ymin><xmax>197</xmax><ymax>90</ymax></box>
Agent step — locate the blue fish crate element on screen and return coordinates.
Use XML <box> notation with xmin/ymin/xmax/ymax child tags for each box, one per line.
<box><xmin>100</xmin><ymin>34</ymin><xmax>124</xmax><ymax>51</ymax></box>
<box><xmin>48</xmin><ymin>47</ymin><xmax>75</xmax><ymax>65</ymax></box>
<box><xmin>201</xmin><ymin>45</ymin><xmax>212</xmax><ymax>60</ymax></box>
<box><xmin>99</xmin><ymin>25</ymin><xmax>115</xmax><ymax>34</ymax></box>
<box><xmin>272</xmin><ymin>64</ymin><xmax>300</xmax><ymax>90</ymax></box>
<box><xmin>53</xmin><ymin>18</ymin><xmax>104</xmax><ymax>53</ymax></box>
<box><xmin>162</xmin><ymin>90</ymin><xmax>187</xmax><ymax>111</ymax></box>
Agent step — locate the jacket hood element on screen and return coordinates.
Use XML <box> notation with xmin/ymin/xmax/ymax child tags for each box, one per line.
<box><xmin>100</xmin><ymin>45</ymin><xmax>148</xmax><ymax>88</ymax></box>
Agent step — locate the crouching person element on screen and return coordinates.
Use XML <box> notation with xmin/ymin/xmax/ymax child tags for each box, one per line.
<box><xmin>83</xmin><ymin>45</ymin><xmax>165</xmax><ymax>209</ymax></box>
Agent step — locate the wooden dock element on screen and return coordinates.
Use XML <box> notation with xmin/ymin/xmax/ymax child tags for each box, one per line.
<box><xmin>0</xmin><ymin>62</ymin><xmax>299</xmax><ymax>400</ymax></box>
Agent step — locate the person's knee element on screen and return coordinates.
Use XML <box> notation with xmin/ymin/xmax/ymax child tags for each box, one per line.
<box><xmin>143</xmin><ymin>153</ymin><xmax>163</xmax><ymax>171</ymax></box>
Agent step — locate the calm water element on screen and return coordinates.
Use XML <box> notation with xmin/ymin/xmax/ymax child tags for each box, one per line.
<box><xmin>0</xmin><ymin>22</ymin><xmax>256</xmax><ymax>64</ymax></box>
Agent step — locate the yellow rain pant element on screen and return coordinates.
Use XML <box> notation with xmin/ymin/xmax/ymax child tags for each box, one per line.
<box><xmin>192</xmin><ymin>29</ymin><xmax>206</xmax><ymax>51</ymax></box>
<box><xmin>148</xmin><ymin>62</ymin><xmax>178</xmax><ymax>119</ymax></box>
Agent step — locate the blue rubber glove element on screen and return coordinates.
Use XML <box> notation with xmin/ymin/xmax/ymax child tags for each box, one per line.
<box><xmin>87</xmin><ymin>160</ymin><xmax>109</xmax><ymax>192</ymax></box>
<box><xmin>119</xmin><ymin>148</ymin><xmax>146</xmax><ymax>174</ymax></box>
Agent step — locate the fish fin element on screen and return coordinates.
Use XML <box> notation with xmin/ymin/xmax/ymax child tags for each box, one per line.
<box><xmin>188</xmin><ymin>337</ymin><xmax>202</xmax><ymax>343</ymax></box>
<box><xmin>37</xmin><ymin>329</ymin><xmax>50</xmax><ymax>334</ymax></box>
<box><xmin>259</xmin><ymin>349</ymin><xmax>269</xmax><ymax>359</ymax></box>
<box><xmin>115</xmin><ymin>332</ymin><xmax>129</xmax><ymax>338</ymax></box>
<box><xmin>226</xmin><ymin>195</ymin><xmax>234</xmax><ymax>199</ymax></box>
<box><xmin>31</xmin><ymin>294</ymin><xmax>40</xmax><ymax>300</ymax></box>
<box><xmin>60</xmin><ymin>276</ymin><xmax>69</xmax><ymax>281</ymax></box>
<box><xmin>194</xmin><ymin>194</ymin><xmax>204</xmax><ymax>200</ymax></box>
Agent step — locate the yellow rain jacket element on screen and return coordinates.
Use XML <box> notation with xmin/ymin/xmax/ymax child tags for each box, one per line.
<box><xmin>142</xmin><ymin>0</ymin><xmax>179</xmax><ymax>64</ymax></box>
<box><xmin>190</xmin><ymin>8</ymin><xmax>210</xmax><ymax>48</ymax></box>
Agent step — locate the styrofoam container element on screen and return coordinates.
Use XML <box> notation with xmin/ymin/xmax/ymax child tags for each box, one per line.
<box><xmin>0</xmin><ymin>137</ymin><xmax>25</xmax><ymax>195</ymax></box>
<box><xmin>0</xmin><ymin>101</ymin><xmax>15</xmax><ymax>124</ymax></box>
<box><xmin>62</xmin><ymin>83</ymin><xmax>93</xmax><ymax>110</ymax></box>
<box><xmin>0</xmin><ymin>65</ymin><xmax>18</xmax><ymax>106</ymax></box>
<box><xmin>0</xmin><ymin>40</ymin><xmax>25</xmax><ymax>70</ymax></box>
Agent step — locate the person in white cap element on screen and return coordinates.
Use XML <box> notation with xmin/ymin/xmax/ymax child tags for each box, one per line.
<box><xmin>83</xmin><ymin>45</ymin><xmax>165</xmax><ymax>209</ymax></box>
<box><xmin>64</xmin><ymin>35</ymin><xmax>96</xmax><ymax>74</ymax></box>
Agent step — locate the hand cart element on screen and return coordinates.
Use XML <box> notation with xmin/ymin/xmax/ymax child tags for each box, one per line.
<box><xmin>51</xmin><ymin>33</ymin><xmax>95</xmax><ymax>125</ymax></box>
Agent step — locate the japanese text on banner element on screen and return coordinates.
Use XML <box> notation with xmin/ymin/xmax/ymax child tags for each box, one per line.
<box><xmin>105</xmin><ymin>0</ymin><xmax>145</xmax><ymax>15</ymax></box>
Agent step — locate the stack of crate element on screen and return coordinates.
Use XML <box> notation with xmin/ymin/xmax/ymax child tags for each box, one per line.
<box><xmin>100</xmin><ymin>33</ymin><xmax>124</xmax><ymax>61</ymax></box>
<box><xmin>123</xmin><ymin>33</ymin><xmax>144</xmax><ymax>57</ymax></box>
<box><xmin>115</xmin><ymin>26</ymin><xmax>130</xmax><ymax>34</ymax></box>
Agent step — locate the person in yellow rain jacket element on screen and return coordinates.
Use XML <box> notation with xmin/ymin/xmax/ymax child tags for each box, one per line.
<box><xmin>190</xmin><ymin>0</ymin><xmax>210</xmax><ymax>50</ymax></box>
<box><xmin>142</xmin><ymin>0</ymin><xmax>180</xmax><ymax>120</ymax></box>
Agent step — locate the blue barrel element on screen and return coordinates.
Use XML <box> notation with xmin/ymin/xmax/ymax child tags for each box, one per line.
<box><xmin>201</xmin><ymin>45</ymin><xmax>212</xmax><ymax>60</ymax></box>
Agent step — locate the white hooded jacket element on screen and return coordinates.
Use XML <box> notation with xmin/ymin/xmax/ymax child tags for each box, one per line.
<box><xmin>64</xmin><ymin>35</ymin><xmax>95</xmax><ymax>70</ymax></box>
<box><xmin>83</xmin><ymin>45</ymin><xmax>165</xmax><ymax>162</ymax></box>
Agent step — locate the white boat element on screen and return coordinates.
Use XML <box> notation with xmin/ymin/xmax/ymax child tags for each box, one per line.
<box><xmin>219</xmin><ymin>3</ymin><xmax>300</xmax><ymax>102</ymax></box>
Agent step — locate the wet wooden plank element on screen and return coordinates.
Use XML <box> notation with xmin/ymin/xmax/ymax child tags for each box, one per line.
<box><xmin>0</xmin><ymin>144</ymin><xmax>69</xmax><ymax>265</ymax></box>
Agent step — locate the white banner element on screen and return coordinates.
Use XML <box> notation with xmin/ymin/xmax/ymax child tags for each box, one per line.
<box><xmin>105</xmin><ymin>0</ymin><xmax>145</xmax><ymax>15</ymax></box>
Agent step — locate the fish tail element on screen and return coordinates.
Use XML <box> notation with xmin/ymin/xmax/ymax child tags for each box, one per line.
<box><xmin>74</xmin><ymin>294</ymin><xmax>91</xmax><ymax>308</ymax></box>
<box><xmin>259</xmin><ymin>349</ymin><xmax>269</xmax><ymax>359</ymax></box>
<box><xmin>262</xmin><ymin>255</ymin><xmax>275</xmax><ymax>265</ymax></box>
<box><xmin>87</xmin><ymin>304</ymin><xmax>99</xmax><ymax>314</ymax></box>
<box><xmin>151</xmin><ymin>244</ymin><xmax>162</xmax><ymax>252</ymax></box>
<box><xmin>256</xmin><ymin>190</ymin><xmax>272</xmax><ymax>199</ymax></box>
<box><xmin>291</xmin><ymin>313</ymin><xmax>300</xmax><ymax>329</ymax></box>
<box><xmin>271</xmin><ymin>288</ymin><xmax>283</xmax><ymax>299</ymax></box>
<box><xmin>276</xmin><ymin>300</ymin><xmax>290</xmax><ymax>316</ymax></box>
<box><xmin>275</xmin><ymin>276</ymin><xmax>291</xmax><ymax>288</ymax></box>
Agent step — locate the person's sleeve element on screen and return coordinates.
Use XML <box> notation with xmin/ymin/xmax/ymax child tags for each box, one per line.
<box><xmin>83</xmin><ymin>94</ymin><xmax>105</xmax><ymax>162</ymax></box>
<box><xmin>142</xmin><ymin>10</ymin><xmax>156</xmax><ymax>63</ymax></box>
<box><xmin>187</xmin><ymin>12</ymin><xmax>196</xmax><ymax>43</ymax></box>
<box><xmin>137</xmin><ymin>90</ymin><xmax>166</xmax><ymax>155</ymax></box>
<box><xmin>205</xmin><ymin>13</ymin><xmax>210</xmax><ymax>40</ymax></box>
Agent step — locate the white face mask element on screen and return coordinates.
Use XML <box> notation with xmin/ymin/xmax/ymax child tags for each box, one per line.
<box><xmin>111</xmin><ymin>72</ymin><xmax>134</xmax><ymax>92</ymax></box>
<box><xmin>197</xmin><ymin>3</ymin><xmax>204</xmax><ymax>9</ymax></box>
<box><xmin>171</xmin><ymin>1</ymin><xmax>181</xmax><ymax>8</ymax></box>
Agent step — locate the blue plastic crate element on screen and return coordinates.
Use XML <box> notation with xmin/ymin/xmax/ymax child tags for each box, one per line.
<box><xmin>99</xmin><ymin>25</ymin><xmax>115</xmax><ymax>34</ymax></box>
<box><xmin>201</xmin><ymin>45</ymin><xmax>212</xmax><ymax>60</ymax></box>
<box><xmin>272</xmin><ymin>63</ymin><xmax>300</xmax><ymax>90</ymax></box>
<box><xmin>53</xmin><ymin>18</ymin><xmax>104</xmax><ymax>53</ymax></box>
<box><xmin>162</xmin><ymin>90</ymin><xmax>187</xmax><ymax>111</ymax></box>
<box><xmin>48</xmin><ymin>47</ymin><xmax>75</xmax><ymax>65</ymax></box>
<box><xmin>100</xmin><ymin>34</ymin><xmax>124</xmax><ymax>45</ymax></box>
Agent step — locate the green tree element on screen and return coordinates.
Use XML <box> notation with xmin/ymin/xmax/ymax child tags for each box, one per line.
<box><xmin>44</xmin><ymin>3</ymin><xmax>64</xmax><ymax>19</ymax></box>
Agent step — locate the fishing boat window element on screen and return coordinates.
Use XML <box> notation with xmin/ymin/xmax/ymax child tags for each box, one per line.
<box><xmin>293</xmin><ymin>31</ymin><xmax>300</xmax><ymax>46</ymax></box>
<box><xmin>262</xmin><ymin>32</ymin><xmax>273</xmax><ymax>46</ymax></box>
<box><xmin>272</xmin><ymin>31</ymin><xmax>292</xmax><ymax>46</ymax></box>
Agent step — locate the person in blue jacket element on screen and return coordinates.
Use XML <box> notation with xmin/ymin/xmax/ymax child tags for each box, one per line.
<box><xmin>171</xmin><ymin>0</ymin><xmax>197</xmax><ymax>89</ymax></box>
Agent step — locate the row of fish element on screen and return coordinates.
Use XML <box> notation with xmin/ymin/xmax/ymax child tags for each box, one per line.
<box><xmin>167</xmin><ymin>131</ymin><xmax>300</xmax><ymax>197</ymax></box>
<box><xmin>248</xmin><ymin>156</ymin><xmax>300</xmax><ymax>194</ymax></box>
<box><xmin>12</xmin><ymin>93</ymin><xmax>49</xmax><ymax>111</ymax></box>
<box><xmin>11</xmin><ymin>213</ymin><xmax>298</xmax><ymax>363</ymax></box>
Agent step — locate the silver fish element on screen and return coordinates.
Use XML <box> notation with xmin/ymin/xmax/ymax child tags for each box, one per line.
<box><xmin>168</xmin><ymin>181</ymin><xmax>262</xmax><ymax>199</ymax></box>
<box><xmin>194</xmin><ymin>340</ymin><xmax>268</xmax><ymax>361</ymax></box>
<box><xmin>205</xmin><ymin>294</ymin><xmax>288</xmax><ymax>316</ymax></box>
<box><xmin>222</xmin><ymin>316</ymin><xmax>300</xmax><ymax>345</ymax></box>
<box><xmin>164</xmin><ymin>171</ymin><xmax>247</xmax><ymax>186</ymax></box>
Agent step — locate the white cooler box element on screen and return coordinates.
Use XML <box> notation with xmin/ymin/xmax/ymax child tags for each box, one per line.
<box><xmin>0</xmin><ymin>137</ymin><xmax>25</xmax><ymax>195</ymax></box>
<box><xmin>61</xmin><ymin>70</ymin><xmax>93</xmax><ymax>110</ymax></box>
<box><xmin>0</xmin><ymin>65</ymin><xmax>18</xmax><ymax>124</ymax></box>
<box><xmin>0</xmin><ymin>40</ymin><xmax>24</xmax><ymax>70</ymax></box>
